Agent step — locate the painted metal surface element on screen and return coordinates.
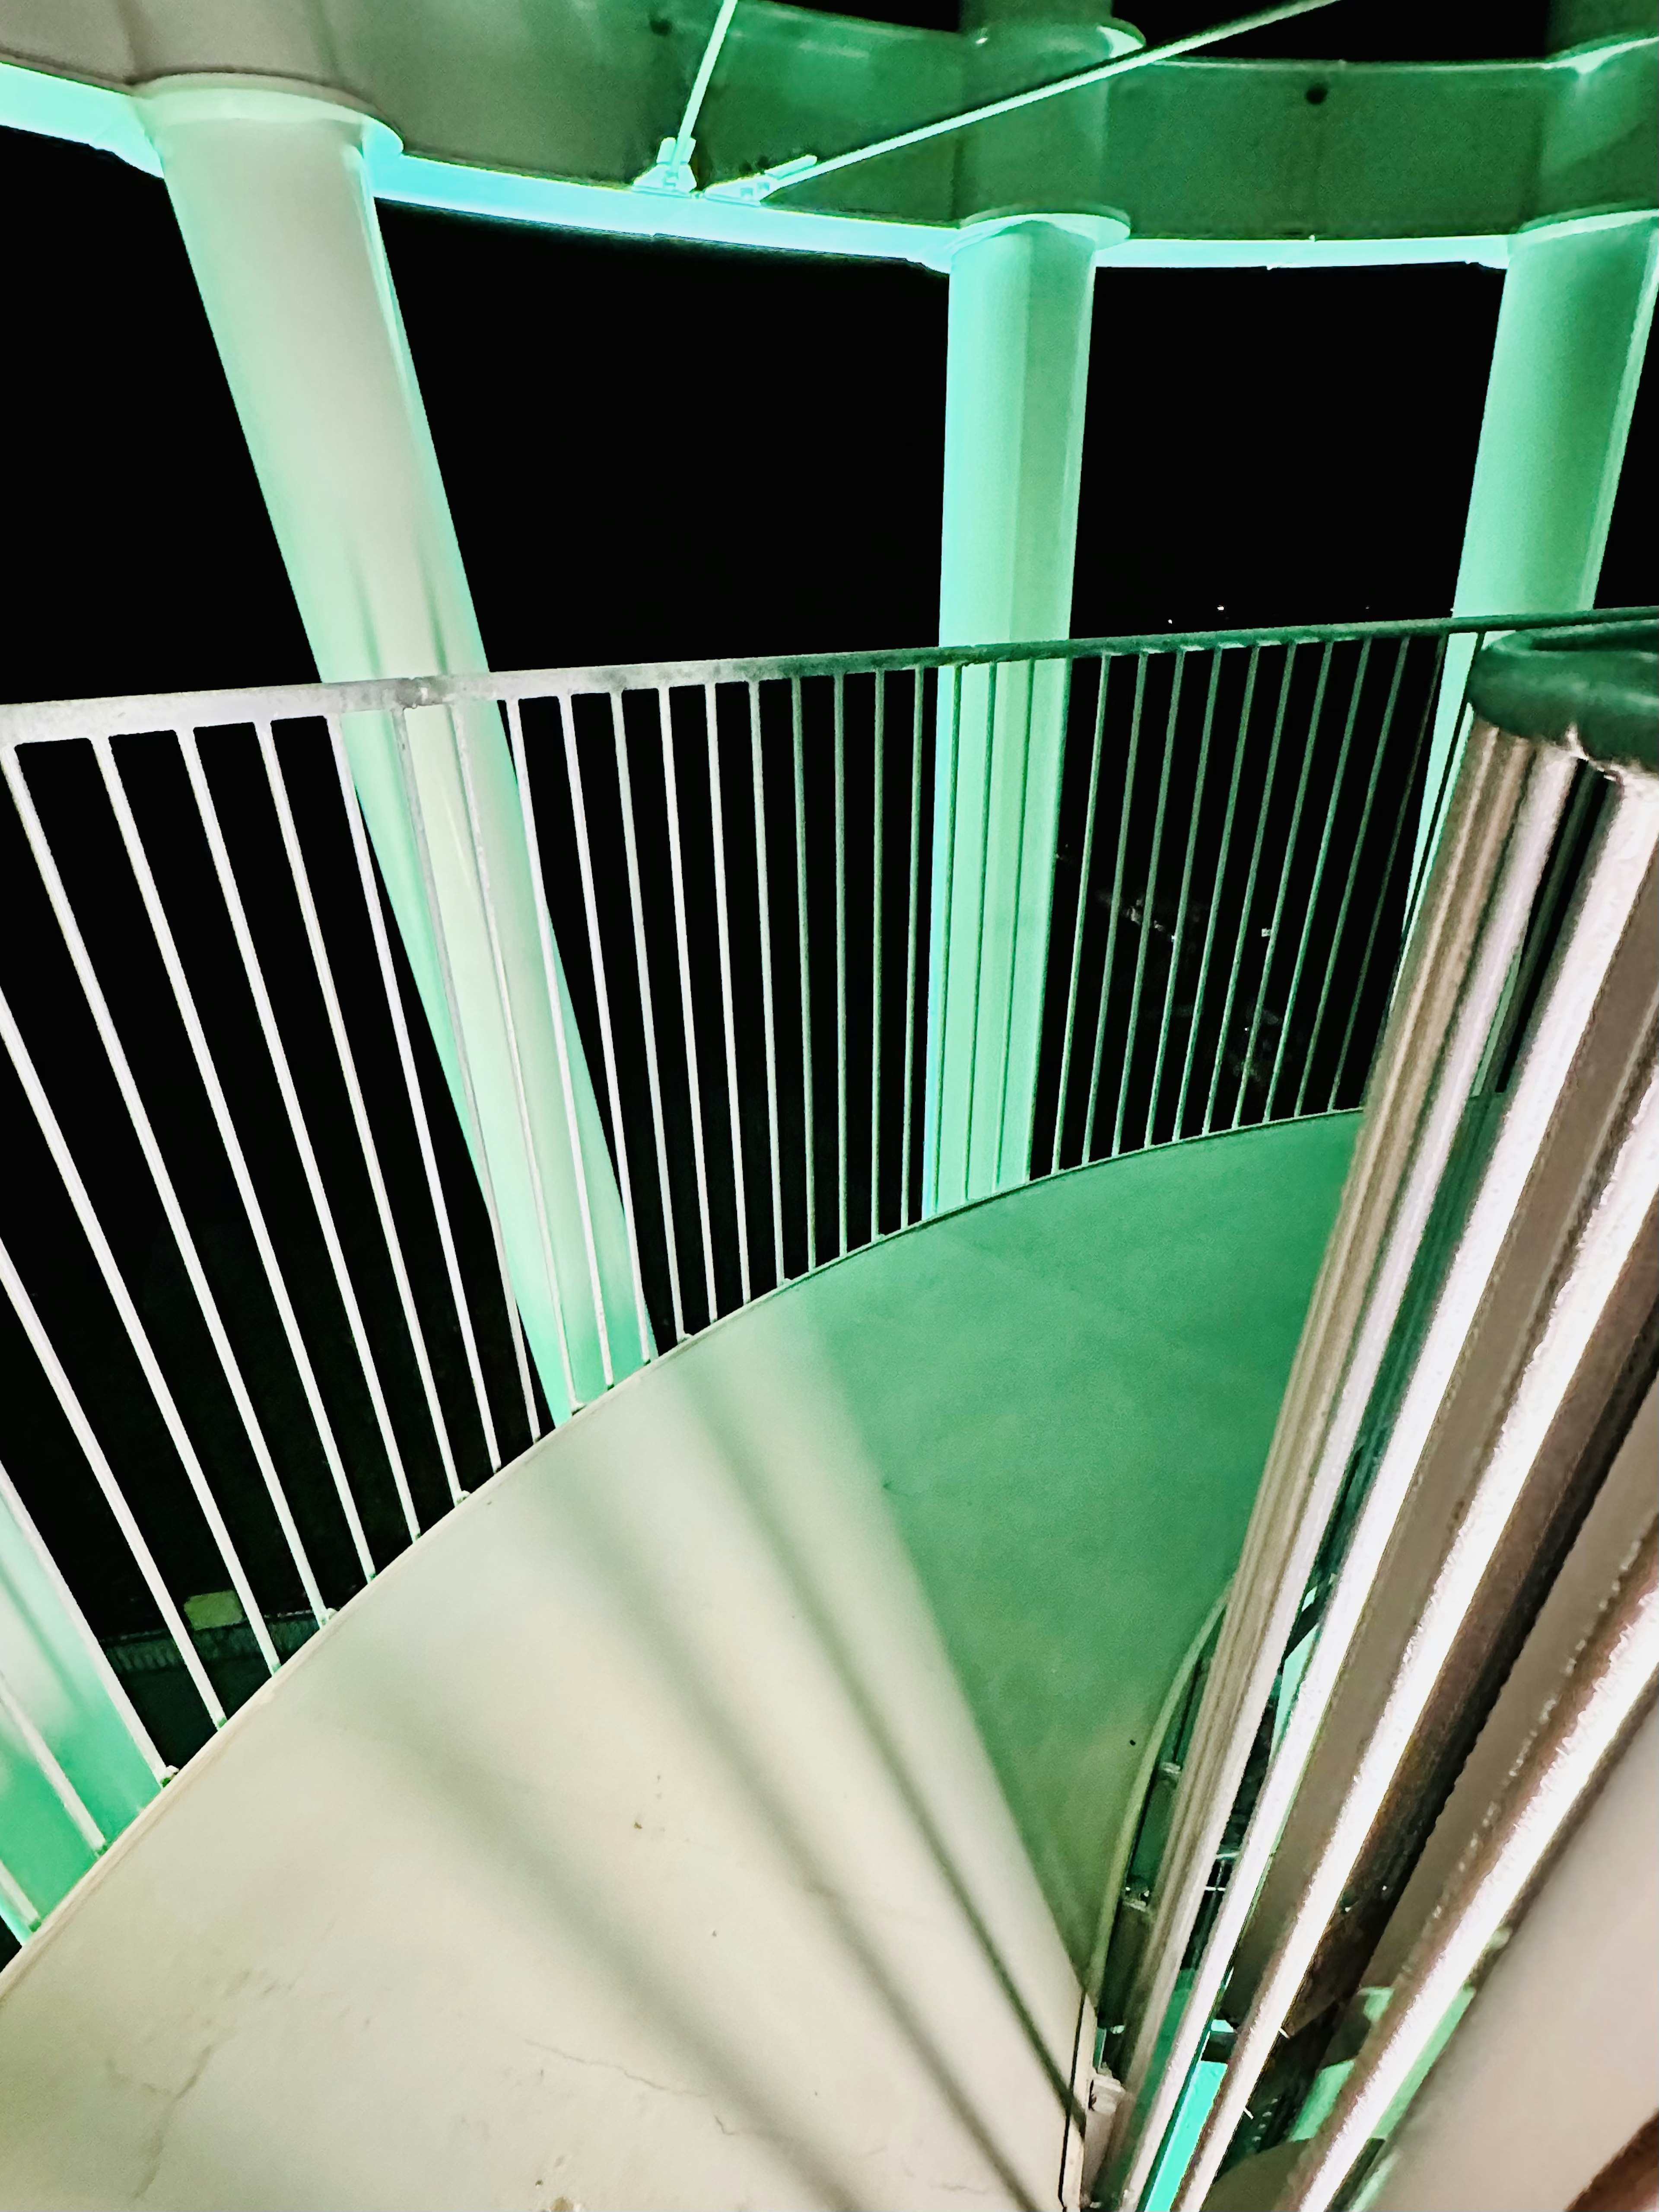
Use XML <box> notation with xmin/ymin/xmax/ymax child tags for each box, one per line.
<box><xmin>1415</xmin><ymin>210</ymin><xmax>1657</xmax><ymax>885</ymax></box>
<box><xmin>929</xmin><ymin>218</ymin><xmax>1098</xmax><ymax>1207</ymax></box>
<box><xmin>0</xmin><ymin>1115</ymin><xmax>1353</xmax><ymax>2208</ymax></box>
<box><xmin>0</xmin><ymin>17</ymin><xmax>1652</xmax><ymax>258</ymax></box>
<box><xmin>138</xmin><ymin>79</ymin><xmax>643</xmax><ymax>1422</ymax></box>
<box><xmin>1103</xmin><ymin>718</ymin><xmax>1569</xmax><ymax>2209</ymax></box>
<box><xmin>1107</xmin><ymin>626</ymin><xmax>1659</xmax><ymax>2212</ymax></box>
<box><xmin>1282</xmin><ymin>1527</ymin><xmax>1658</xmax><ymax>2211</ymax></box>
<box><xmin>2</xmin><ymin>610</ymin><xmax>1474</xmax><ymax>1949</ymax></box>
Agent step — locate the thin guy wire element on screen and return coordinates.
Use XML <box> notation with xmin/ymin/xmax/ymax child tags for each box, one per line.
<box><xmin>705</xmin><ymin>684</ymin><xmax>752</xmax><ymax>1305</ymax></box>
<box><xmin>390</xmin><ymin>708</ymin><xmax>540</xmax><ymax>1442</ymax></box>
<box><xmin>448</xmin><ymin>709</ymin><xmax>581</xmax><ymax>1415</ymax></box>
<box><xmin>1231</xmin><ymin>643</ymin><xmax>1329</xmax><ymax>1125</ymax></box>
<box><xmin>659</xmin><ymin>686</ymin><xmax>719</xmax><ymax>1326</ymax></box>
<box><xmin>0</xmin><ymin>1229</ymin><xmax>224</xmax><ymax>1722</ymax></box>
<box><xmin>0</xmin><ymin>744</ymin><xmax>336</xmax><ymax>1608</ymax></box>
<box><xmin>611</xmin><ymin>694</ymin><xmax>686</xmax><ymax>1343</ymax></box>
<box><xmin>327</xmin><ymin>719</ymin><xmax>499</xmax><ymax>1475</ymax></box>
<box><xmin>92</xmin><ymin>735</ymin><xmax>378</xmax><ymax>1579</ymax></box>
<box><xmin>748</xmin><ymin>682</ymin><xmax>786</xmax><ymax>1288</ymax></box>
<box><xmin>1052</xmin><ymin>656</ymin><xmax>1111</xmax><ymax>1173</ymax></box>
<box><xmin>1296</xmin><ymin>641</ymin><xmax>1404</xmax><ymax>1116</ymax></box>
<box><xmin>1147</xmin><ymin>651</ymin><xmax>1222</xmax><ymax>1149</ymax></box>
<box><xmin>1085</xmin><ymin>653</ymin><xmax>1149</xmax><ymax>1158</ymax></box>
<box><xmin>0</xmin><ymin>980</ymin><xmax>284</xmax><ymax>1668</ymax></box>
<box><xmin>180</xmin><ymin>729</ymin><xmax>423</xmax><ymax>1544</ymax></box>
<box><xmin>1206</xmin><ymin>647</ymin><xmax>1295</xmax><ymax>1130</ymax></box>
<box><xmin>260</xmin><ymin>724</ymin><xmax>464</xmax><ymax>1507</ymax></box>
<box><xmin>1266</xmin><ymin>643</ymin><xmax>1367</xmax><ymax>1114</ymax></box>
<box><xmin>1114</xmin><ymin>652</ymin><xmax>1185</xmax><ymax>1155</ymax></box>
<box><xmin>528</xmin><ymin>696</ymin><xmax>637</xmax><ymax>1378</ymax></box>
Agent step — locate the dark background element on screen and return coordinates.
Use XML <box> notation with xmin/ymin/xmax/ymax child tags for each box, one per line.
<box><xmin>1</xmin><ymin>115</ymin><xmax>1649</xmax><ymax>707</ymax></box>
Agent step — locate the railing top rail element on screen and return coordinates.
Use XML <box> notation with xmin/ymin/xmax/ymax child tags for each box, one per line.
<box><xmin>2</xmin><ymin>607</ymin><xmax>1650</xmax><ymax>749</ymax></box>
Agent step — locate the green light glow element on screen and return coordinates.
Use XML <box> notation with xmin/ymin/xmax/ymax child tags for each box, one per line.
<box><xmin>1147</xmin><ymin>2057</ymin><xmax>1228</xmax><ymax>2211</ymax></box>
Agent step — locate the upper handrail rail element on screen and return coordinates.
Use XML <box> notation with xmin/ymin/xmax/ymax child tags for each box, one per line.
<box><xmin>2</xmin><ymin>608</ymin><xmax>1652</xmax><ymax>748</ymax></box>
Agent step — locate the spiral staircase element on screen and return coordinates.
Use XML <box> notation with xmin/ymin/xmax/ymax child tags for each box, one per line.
<box><xmin>0</xmin><ymin>3</ymin><xmax>1655</xmax><ymax>2208</ymax></box>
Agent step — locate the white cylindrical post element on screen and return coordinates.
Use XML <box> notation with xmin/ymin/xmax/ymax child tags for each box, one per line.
<box><xmin>925</xmin><ymin>215</ymin><xmax>1098</xmax><ymax>1211</ymax></box>
<box><xmin>139</xmin><ymin>78</ymin><xmax>646</xmax><ymax>1420</ymax></box>
<box><xmin>1414</xmin><ymin>210</ymin><xmax>1657</xmax><ymax>889</ymax></box>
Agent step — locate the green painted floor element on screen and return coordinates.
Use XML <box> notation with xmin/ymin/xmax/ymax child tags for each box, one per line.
<box><xmin>777</xmin><ymin>1111</ymin><xmax>1359</xmax><ymax>1968</ymax></box>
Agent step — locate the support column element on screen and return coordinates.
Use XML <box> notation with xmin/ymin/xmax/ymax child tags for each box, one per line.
<box><xmin>1414</xmin><ymin>210</ymin><xmax>1657</xmax><ymax>889</ymax></box>
<box><xmin>139</xmin><ymin>78</ymin><xmax>645</xmax><ymax>1422</ymax></box>
<box><xmin>925</xmin><ymin>216</ymin><xmax>1097</xmax><ymax>1213</ymax></box>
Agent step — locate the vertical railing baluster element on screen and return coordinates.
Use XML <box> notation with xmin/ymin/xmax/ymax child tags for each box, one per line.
<box><xmin>0</xmin><ymin>1849</ymin><xmax>38</xmax><ymax>1935</ymax></box>
<box><xmin>960</xmin><ymin>660</ymin><xmax>1000</xmax><ymax>1187</ymax></box>
<box><xmin>792</xmin><ymin>677</ymin><xmax>817</xmax><ymax>1272</ymax></box>
<box><xmin>0</xmin><ymin>983</ymin><xmax>287</xmax><ymax>1669</ymax></box>
<box><xmin>327</xmin><ymin>718</ymin><xmax>501</xmax><ymax>1474</ymax></box>
<box><xmin>1331</xmin><ymin>633</ymin><xmax>1455</xmax><ymax>1107</ymax></box>
<box><xmin>1207</xmin><ymin>646</ymin><xmax>1297</xmax><ymax>1133</ymax></box>
<box><xmin>0</xmin><ymin>977</ymin><xmax>289</xmax><ymax>1663</ymax></box>
<box><xmin>1147</xmin><ymin>652</ymin><xmax>1222</xmax><ymax>1149</ymax></box>
<box><xmin>706</xmin><ymin>683</ymin><xmax>751</xmax><ymax>1307</ymax></box>
<box><xmin>1052</xmin><ymin>656</ymin><xmax>1110</xmax><ymax>1174</ymax></box>
<box><xmin>0</xmin><ymin>1232</ymin><xmax>226</xmax><ymax>1724</ymax></box>
<box><xmin>1232</xmin><ymin>643</ymin><xmax>1330</xmax><ymax>1126</ymax></box>
<box><xmin>901</xmin><ymin>668</ymin><xmax>925</xmax><ymax>1227</ymax></box>
<box><xmin>1266</xmin><ymin>644</ymin><xmax>1367</xmax><ymax>1116</ymax></box>
<box><xmin>184</xmin><ymin>728</ymin><xmax>430</xmax><ymax>1534</ymax></box>
<box><xmin>1085</xmin><ymin>653</ymin><xmax>1148</xmax><ymax>1160</ymax></box>
<box><xmin>94</xmin><ymin>733</ymin><xmax>385</xmax><ymax>1577</ymax></box>
<box><xmin>926</xmin><ymin>663</ymin><xmax>963</xmax><ymax>1219</ymax></box>
<box><xmin>1114</xmin><ymin>651</ymin><xmax>1184</xmax><ymax>1156</ymax></box>
<box><xmin>537</xmin><ymin>694</ymin><xmax>652</xmax><ymax>1365</ymax></box>
<box><xmin>1180</xmin><ymin>648</ymin><xmax>1257</xmax><ymax>1138</ymax></box>
<box><xmin>833</xmin><ymin>672</ymin><xmax>849</xmax><ymax>1257</ymax></box>
<box><xmin>262</xmin><ymin>723</ymin><xmax>467</xmax><ymax>1506</ymax></box>
<box><xmin>993</xmin><ymin>657</ymin><xmax>1046</xmax><ymax>1190</ymax></box>
<box><xmin>870</xmin><ymin>672</ymin><xmax>886</xmax><ymax>1242</ymax></box>
<box><xmin>1398</xmin><ymin>628</ymin><xmax>1464</xmax><ymax>949</ymax></box>
<box><xmin>1295</xmin><ymin>643</ymin><xmax>1405</xmax><ymax>1116</ymax></box>
<box><xmin>390</xmin><ymin>709</ymin><xmax>540</xmax><ymax>1444</ymax></box>
<box><xmin>0</xmin><ymin>1451</ymin><xmax>166</xmax><ymax>1779</ymax></box>
<box><xmin>0</xmin><ymin>1655</ymin><xmax>105</xmax><ymax>1852</ymax></box>
<box><xmin>3</xmin><ymin>740</ymin><xmax>345</xmax><ymax>1606</ymax></box>
<box><xmin>659</xmin><ymin>685</ymin><xmax>719</xmax><ymax>1327</ymax></box>
<box><xmin>749</xmin><ymin>681</ymin><xmax>785</xmax><ymax>1289</ymax></box>
<box><xmin>471</xmin><ymin>694</ymin><xmax>593</xmax><ymax>1398</ymax></box>
<box><xmin>612</xmin><ymin>694</ymin><xmax>686</xmax><ymax>1343</ymax></box>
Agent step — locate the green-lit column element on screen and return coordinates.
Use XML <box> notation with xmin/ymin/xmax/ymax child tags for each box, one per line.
<box><xmin>1415</xmin><ymin>210</ymin><xmax>1657</xmax><ymax>889</ymax></box>
<box><xmin>924</xmin><ymin>216</ymin><xmax>1099</xmax><ymax>1213</ymax></box>
<box><xmin>139</xmin><ymin>78</ymin><xmax>646</xmax><ymax>1420</ymax></box>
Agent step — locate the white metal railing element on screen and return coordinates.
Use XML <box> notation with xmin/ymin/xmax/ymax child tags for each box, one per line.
<box><xmin>0</xmin><ymin>607</ymin><xmax>1643</xmax><ymax>1942</ymax></box>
